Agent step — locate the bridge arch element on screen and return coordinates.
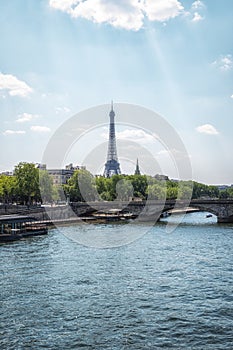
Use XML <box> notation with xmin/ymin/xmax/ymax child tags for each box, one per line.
<box><xmin>163</xmin><ymin>199</ymin><xmax>233</xmax><ymax>223</ymax></box>
<box><xmin>186</xmin><ymin>204</ymin><xmax>218</xmax><ymax>217</ymax></box>
<box><xmin>161</xmin><ymin>204</ymin><xmax>217</xmax><ymax>217</ymax></box>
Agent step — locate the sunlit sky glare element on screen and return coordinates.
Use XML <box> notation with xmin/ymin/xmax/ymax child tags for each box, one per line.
<box><xmin>0</xmin><ymin>0</ymin><xmax>232</xmax><ymax>184</ymax></box>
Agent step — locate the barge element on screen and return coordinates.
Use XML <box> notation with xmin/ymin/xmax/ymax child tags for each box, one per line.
<box><xmin>0</xmin><ymin>215</ymin><xmax>48</xmax><ymax>243</ymax></box>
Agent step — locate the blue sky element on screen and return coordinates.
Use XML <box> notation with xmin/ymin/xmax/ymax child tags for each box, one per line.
<box><xmin>0</xmin><ymin>0</ymin><xmax>232</xmax><ymax>184</ymax></box>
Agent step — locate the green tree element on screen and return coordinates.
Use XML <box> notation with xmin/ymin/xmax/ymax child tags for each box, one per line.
<box><xmin>39</xmin><ymin>170</ymin><xmax>53</xmax><ymax>203</ymax></box>
<box><xmin>166</xmin><ymin>186</ymin><xmax>178</xmax><ymax>199</ymax></box>
<box><xmin>95</xmin><ymin>176</ymin><xmax>106</xmax><ymax>194</ymax></box>
<box><xmin>228</xmin><ymin>188</ymin><xmax>233</xmax><ymax>198</ymax></box>
<box><xmin>207</xmin><ymin>185</ymin><xmax>219</xmax><ymax>198</ymax></box>
<box><xmin>109</xmin><ymin>175</ymin><xmax>124</xmax><ymax>200</ymax></box>
<box><xmin>192</xmin><ymin>182</ymin><xmax>204</xmax><ymax>199</ymax></box>
<box><xmin>219</xmin><ymin>189</ymin><xmax>229</xmax><ymax>199</ymax></box>
<box><xmin>0</xmin><ymin>175</ymin><xmax>17</xmax><ymax>203</ymax></box>
<box><xmin>95</xmin><ymin>176</ymin><xmax>115</xmax><ymax>201</ymax></box>
<box><xmin>14</xmin><ymin>162</ymin><xmax>40</xmax><ymax>204</ymax></box>
<box><xmin>128</xmin><ymin>175</ymin><xmax>148</xmax><ymax>199</ymax></box>
<box><xmin>53</xmin><ymin>185</ymin><xmax>66</xmax><ymax>203</ymax></box>
<box><xmin>177</xmin><ymin>181</ymin><xmax>193</xmax><ymax>200</ymax></box>
<box><xmin>115</xmin><ymin>179</ymin><xmax>133</xmax><ymax>201</ymax></box>
<box><xmin>220</xmin><ymin>188</ymin><xmax>233</xmax><ymax>199</ymax></box>
<box><xmin>147</xmin><ymin>183</ymin><xmax>166</xmax><ymax>200</ymax></box>
<box><xmin>192</xmin><ymin>182</ymin><xmax>220</xmax><ymax>199</ymax></box>
<box><xmin>65</xmin><ymin>169</ymin><xmax>96</xmax><ymax>202</ymax></box>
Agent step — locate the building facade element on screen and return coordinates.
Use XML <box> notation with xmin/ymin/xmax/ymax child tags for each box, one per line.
<box><xmin>47</xmin><ymin>164</ymin><xmax>86</xmax><ymax>185</ymax></box>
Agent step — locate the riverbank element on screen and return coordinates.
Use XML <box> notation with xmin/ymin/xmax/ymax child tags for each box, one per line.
<box><xmin>0</xmin><ymin>213</ymin><xmax>136</xmax><ymax>243</ymax></box>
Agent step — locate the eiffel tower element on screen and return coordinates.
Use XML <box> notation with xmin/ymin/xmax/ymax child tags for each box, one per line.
<box><xmin>104</xmin><ymin>102</ymin><xmax>121</xmax><ymax>177</ymax></box>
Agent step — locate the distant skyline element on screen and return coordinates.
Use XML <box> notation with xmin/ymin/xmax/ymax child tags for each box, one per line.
<box><xmin>0</xmin><ymin>0</ymin><xmax>232</xmax><ymax>184</ymax></box>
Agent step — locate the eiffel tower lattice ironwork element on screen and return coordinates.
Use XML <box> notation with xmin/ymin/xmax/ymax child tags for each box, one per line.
<box><xmin>104</xmin><ymin>102</ymin><xmax>121</xmax><ymax>177</ymax></box>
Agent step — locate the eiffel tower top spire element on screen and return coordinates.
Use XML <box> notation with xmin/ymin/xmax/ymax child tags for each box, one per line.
<box><xmin>109</xmin><ymin>100</ymin><xmax>115</xmax><ymax>119</ymax></box>
<box><xmin>103</xmin><ymin>102</ymin><xmax>121</xmax><ymax>177</ymax></box>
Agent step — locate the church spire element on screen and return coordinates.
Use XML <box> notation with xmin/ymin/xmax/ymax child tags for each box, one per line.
<box><xmin>134</xmin><ymin>158</ymin><xmax>141</xmax><ymax>175</ymax></box>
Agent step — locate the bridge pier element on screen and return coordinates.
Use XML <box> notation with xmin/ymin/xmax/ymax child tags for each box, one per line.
<box><xmin>217</xmin><ymin>216</ymin><xmax>233</xmax><ymax>223</ymax></box>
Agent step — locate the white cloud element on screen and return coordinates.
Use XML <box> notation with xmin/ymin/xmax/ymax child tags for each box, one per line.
<box><xmin>187</xmin><ymin>0</ymin><xmax>205</xmax><ymax>23</ymax></box>
<box><xmin>3</xmin><ymin>130</ymin><xmax>26</xmax><ymax>135</ymax></box>
<box><xmin>212</xmin><ymin>55</ymin><xmax>233</xmax><ymax>71</ymax></box>
<box><xmin>102</xmin><ymin>128</ymin><xmax>157</xmax><ymax>143</ymax></box>
<box><xmin>157</xmin><ymin>149</ymin><xmax>191</xmax><ymax>161</ymax></box>
<box><xmin>50</xmin><ymin>0</ymin><xmax>144</xmax><ymax>30</ymax></box>
<box><xmin>49</xmin><ymin>0</ymin><xmax>184</xmax><ymax>30</ymax></box>
<box><xmin>0</xmin><ymin>73</ymin><xmax>33</xmax><ymax>97</ymax></box>
<box><xmin>117</xmin><ymin>129</ymin><xmax>156</xmax><ymax>143</ymax></box>
<box><xmin>231</xmin><ymin>94</ymin><xmax>233</xmax><ymax>99</ymax></box>
<box><xmin>144</xmin><ymin>0</ymin><xmax>184</xmax><ymax>22</ymax></box>
<box><xmin>16</xmin><ymin>113</ymin><xmax>39</xmax><ymax>123</ymax></box>
<box><xmin>30</xmin><ymin>126</ymin><xmax>51</xmax><ymax>133</ymax></box>
<box><xmin>191</xmin><ymin>0</ymin><xmax>204</xmax><ymax>10</ymax></box>
<box><xmin>49</xmin><ymin>0</ymin><xmax>78</xmax><ymax>12</ymax></box>
<box><xmin>196</xmin><ymin>124</ymin><xmax>219</xmax><ymax>135</ymax></box>
<box><xmin>192</xmin><ymin>12</ymin><xmax>204</xmax><ymax>22</ymax></box>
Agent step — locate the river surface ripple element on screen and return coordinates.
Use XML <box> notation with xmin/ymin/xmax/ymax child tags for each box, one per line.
<box><xmin>0</xmin><ymin>212</ymin><xmax>233</xmax><ymax>349</ymax></box>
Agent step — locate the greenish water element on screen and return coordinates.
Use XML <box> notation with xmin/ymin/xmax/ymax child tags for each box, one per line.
<box><xmin>0</xmin><ymin>212</ymin><xmax>233</xmax><ymax>349</ymax></box>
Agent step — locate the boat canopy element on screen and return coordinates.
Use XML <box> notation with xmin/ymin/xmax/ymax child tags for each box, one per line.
<box><xmin>0</xmin><ymin>215</ymin><xmax>37</xmax><ymax>224</ymax></box>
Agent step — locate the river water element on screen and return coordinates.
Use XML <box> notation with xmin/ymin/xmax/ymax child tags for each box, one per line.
<box><xmin>0</xmin><ymin>212</ymin><xmax>233</xmax><ymax>349</ymax></box>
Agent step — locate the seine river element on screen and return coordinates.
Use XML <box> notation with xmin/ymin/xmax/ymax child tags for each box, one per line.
<box><xmin>1</xmin><ymin>212</ymin><xmax>233</xmax><ymax>349</ymax></box>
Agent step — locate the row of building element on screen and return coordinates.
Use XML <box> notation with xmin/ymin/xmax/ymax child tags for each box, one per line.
<box><xmin>2</xmin><ymin>164</ymin><xmax>233</xmax><ymax>189</ymax></box>
<box><xmin>36</xmin><ymin>163</ymin><xmax>86</xmax><ymax>185</ymax></box>
<box><xmin>0</xmin><ymin>160</ymin><xmax>171</xmax><ymax>186</ymax></box>
<box><xmin>0</xmin><ymin>163</ymin><xmax>86</xmax><ymax>186</ymax></box>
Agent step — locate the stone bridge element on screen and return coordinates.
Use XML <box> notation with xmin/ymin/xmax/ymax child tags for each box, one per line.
<box><xmin>1</xmin><ymin>199</ymin><xmax>233</xmax><ymax>223</ymax></box>
<box><xmin>70</xmin><ymin>199</ymin><xmax>233</xmax><ymax>223</ymax></box>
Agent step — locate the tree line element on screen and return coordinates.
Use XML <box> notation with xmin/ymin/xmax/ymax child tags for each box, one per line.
<box><xmin>0</xmin><ymin>162</ymin><xmax>232</xmax><ymax>205</ymax></box>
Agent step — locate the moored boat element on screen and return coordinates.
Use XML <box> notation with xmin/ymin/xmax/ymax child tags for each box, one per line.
<box><xmin>0</xmin><ymin>215</ymin><xmax>48</xmax><ymax>243</ymax></box>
